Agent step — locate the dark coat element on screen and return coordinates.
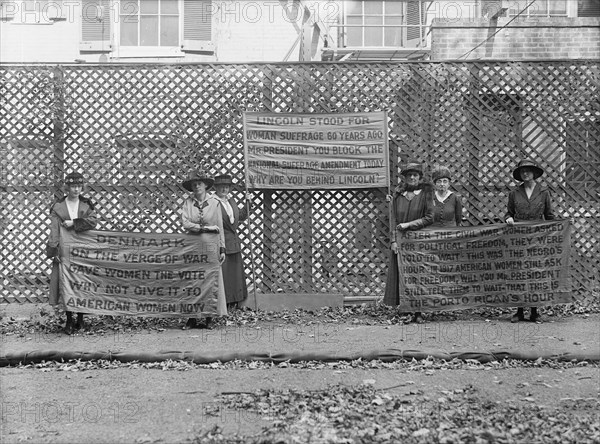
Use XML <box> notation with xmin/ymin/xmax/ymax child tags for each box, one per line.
<box><xmin>218</xmin><ymin>197</ymin><xmax>248</xmax><ymax>254</ymax></box>
<box><xmin>506</xmin><ymin>183</ymin><xmax>554</xmax><ymax>222</ymax></box>
<box><xmin>391</xmin><ymin>183</ymin><xmax>435</xmax><ymax>230</ymax></box>
<box><xmin>47</xmin><ymin>196</ymin><xmax>97</xmax><ymax>306</ymax></box>
<box><xmin>384</xmin><ymin>183</ymin><xmax>434</xmax><ymax>306</ymax></box>
<box><xmin>217</xmin><ymin>196</ymin><xmax>249</xmax><ymax>304</ymax></box>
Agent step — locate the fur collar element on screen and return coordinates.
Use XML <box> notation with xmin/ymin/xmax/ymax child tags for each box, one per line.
<box><xmin>394</xmin><ymin>182</ymin><xmax>433</xmax><ymax>195</ymax></box>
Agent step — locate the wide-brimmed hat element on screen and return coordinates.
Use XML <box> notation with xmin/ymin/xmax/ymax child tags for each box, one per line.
<box><xmin>214</xmin><ymin>174</ymin><xmax>233</xmax><ymax>186</ymax></box>
<box><xmin>513</xmin><ymin>159</ymin><xmax>544</xmax><ymax>181</ymax></box>
<box><xmin>400</xmin><ymin>163</ymin><xmax>423</xmax><ymax>178</ymax></box>
<box><xmin>432</xmin><ymin>166</ymin><xmax>452</xmax><ymax>183</ymax></box>
<box><xmin>182</xmin><ymin>170</ymin><xmax>214</xmax><ymax>191</ymax></box>
<box><xmin>64</xmin><ymin>172</ymin><xmax>85</xmax><ymax>186</ymax></box>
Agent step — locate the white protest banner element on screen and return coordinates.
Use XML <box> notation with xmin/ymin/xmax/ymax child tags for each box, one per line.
<box><xmin>58</xmin><ymin>228</ymin><xmax>220</xmax><ymax>317</ymax></box>
<box><xmin>243</xmin><ymin>111</ymin><xmax>389</xmax><ymax>189</ymax></box>
<box><xmin>397</xmin><ymin>220</ymin><xmax>573</xmax><ymax>312</ymax></box>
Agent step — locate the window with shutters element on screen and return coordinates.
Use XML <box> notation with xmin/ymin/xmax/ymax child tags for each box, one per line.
<box><xmin>80</xmin><ymin>0</ymin><xmax>213</xmax><ymax>56</ymax></box>
<box><xmin>341</xmin><ymin>0</ymin><xmax>428</xmax><ymax>48</ymax></box>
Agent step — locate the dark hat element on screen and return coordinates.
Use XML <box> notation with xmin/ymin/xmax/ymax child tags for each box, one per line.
<box><xmin>513</xmin><ymin>159</ymin><xmax>544</xmax><ymax>181</ymax></box>
<box><xmin>182</xmin><ymin>170</ymin><xmax>214</xmax><ymax>191</ymax></box>
<box><xmin>214</xmin><ymin>175</ymin><xmax>233</xmax><ymax>186</ymax></box>
<box><xmin>64</xmin><ymin>172</ymin><xmax>85</xmax><ymax>185</ymax></box>
<box><xmin>400</xmin><ymin>163</ymin><xmax>423</xmax><ymax>178</ymax></box>
<box><xmin>432</xmin><ymin>166</ymin><xmax>452</xmax><ymax>183</ymax></box>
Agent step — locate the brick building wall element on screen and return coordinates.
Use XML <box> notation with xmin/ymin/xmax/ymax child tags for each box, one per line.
<box><xmin>431</xmin><ymin>18</ymin><xmax>600</xmax><ymax>60</ymax></box>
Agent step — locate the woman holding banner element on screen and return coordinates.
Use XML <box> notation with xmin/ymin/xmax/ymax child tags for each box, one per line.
<box><xmin>431</xmin><ymin>166</ymin><xmax>463</xmax><ymax>228</ymax></box>
<box><xmin>181</xmin><ymin>171</ymin><xmax>227</xmax><ymax>329</ymax></box>
<box><xmin>505</xmin><ymin>159</ymin><xmax>555</xmax><ymax>323</ymax></box>
<box><xmin>46</xmin><ymin>172</ymin><xmax>98</xmax><ymax>334</ymax></box>
<box><xmin>383</xmin><ymin>163</ymin><xmax>434</xmax><ymax>324</ymax></box>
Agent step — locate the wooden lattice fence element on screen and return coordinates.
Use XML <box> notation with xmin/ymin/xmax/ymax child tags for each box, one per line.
<box><xmin>1</xmin><ymin>61</ymin><xmax>598</xmax><ymax>304</ymax></box>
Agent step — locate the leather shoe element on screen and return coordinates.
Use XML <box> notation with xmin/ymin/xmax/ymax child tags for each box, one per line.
<box><xmin>510</xmin><ymin>314</ymin><xmax>522</xmax><ymax>323</ymax></box>
<box><xmin>63</xmin><ymin>322</ymin><xmax>74</xmax><ymax>335</ymax></box>
<box><xmin>529</xmin><ymin>312</ymin><xmax>543</xmax><ymax>323</ymax></box>
<box><xmin>182</xmin><ymin>318</ymin><xmax>197</xmax><ymax>330</ymax></box>
<box><xmin>412</xmin><ymin>313</ymin><xmax>424</xmax><ymax>324</ymax></box>
<box><xmin>511</xmin><ymin>308</ymin><xmax>525</xmax><ymax>323</ymax></box>
<box><xmin>197</xmin><ymin>318</ymin><xmax>213</xmax><ymax>330</ymax></box>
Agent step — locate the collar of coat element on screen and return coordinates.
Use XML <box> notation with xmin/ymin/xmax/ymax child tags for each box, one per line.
<box><xmin>394</xmin><ymin>182</ymin><xmax>433</xmax><ymax>196</ymax></box>
<box><xmin>50</xmin><ymin>195</ymin><xmax>94</xmax><ymax>213</ymax></box>
<box><xmin>516</xmin><ymin>182</ymin><xmax>546</xmax><ymax>198</ymax></box>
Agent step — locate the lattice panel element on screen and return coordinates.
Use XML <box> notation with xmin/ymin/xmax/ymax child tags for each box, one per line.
<box><xmin>1</xmin><ymin>61</ymin><xmax>598</xmax><ymax>303</ymax></box>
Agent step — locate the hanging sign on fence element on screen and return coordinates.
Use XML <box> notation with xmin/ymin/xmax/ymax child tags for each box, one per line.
<box><xmin>243</xmin><ymin>111</ymin><xmax>389</xmax><ymax>189</ymax></box>
<box><xmin>397</xmin><ymin>220</ymin><xmax>573</xmax><ymax>312</ymax></box>
<box><xmin>58</xmin><ymin>228</ymin><xmax>220</xmax><ymax>317</ymax></box>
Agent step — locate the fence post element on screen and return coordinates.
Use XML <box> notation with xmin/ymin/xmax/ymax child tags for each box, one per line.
<box><xmin>467</xmin><ymin>63</ymin><xmax>480</xmax><ymax>213</ymax></box>
<box><xmin>261</xmin><ymin>66</ymin><xmax>275</xmax><ymax>292</ymax></box>
<box><xmin>302</xmin><ymin>191</ymin><xmax>313</xmax><ymax>288</ymax></box>
<box><xmin>52</xmin><ymin>66</ymin><xmax>66</xmax><ymax>198</ymax></box>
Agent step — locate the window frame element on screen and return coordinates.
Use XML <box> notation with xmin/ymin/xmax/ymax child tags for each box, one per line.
<box><xmin>506</xmin><ymin>0</ymin><xmax>572</xmax><ymax>18</ymax></box>
<box><xmin>114</xmin><ymin>0</ymin><xmax>185</xmax><ymax>58</ymax></box>
<box><xmin>340</xmin><ymin>0</ymin><xmax>429</xmax><ymax>49</ymax></box>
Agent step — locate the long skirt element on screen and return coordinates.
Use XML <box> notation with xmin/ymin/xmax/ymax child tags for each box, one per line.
<box><xmin>215</xmin><ymin>268</ymin><xmax>228</xmax><ymax>316</ymax></box>
<box><xmin>222</xmin><ymin>252</ymin><xmax>248</xmax><ymax>304</ymax></box>
<box><xmin>383</xmin><ymin>251</ymin><xmax>399</xmax><ymax>306</ymax></box>
<box><xmin>48</xmin><ymin>260</ymin><xmax>61</xmax><ymax>306</ymax></box>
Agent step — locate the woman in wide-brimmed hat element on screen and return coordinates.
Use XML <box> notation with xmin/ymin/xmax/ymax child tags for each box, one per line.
<box><xmin>46</xmin><ymin>172</ymin><xmax>98</xmax><ymax>334</ymax></box>
<box><xmin>505</xmin><ymin>158</ymin><xmax>555</xmax><ymax>323</ymax></box>
<box><xmin>431</xmin><ymin>166</ymin><xmax>463</xmax><ymax>228</ymax></box>
<box><xmin>181</xmin><ymin>170</ymin><xmax>227</xmax><ymax>329</ymax></box>
<box><xmin>213</xmin><ymin>174</ymin><xmax>250</xmax><ymax>310</ymax></box>
<box><xmin>383</xmin><ymin>162</ymin><xmax>434</xmax><ymax>324</ymax></box>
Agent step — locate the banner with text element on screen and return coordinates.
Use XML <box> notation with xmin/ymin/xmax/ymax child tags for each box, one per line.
<box><xmin>243</xmin><ymin>111</ymin><xmax>389</xmax><ymax>189</ymax></box>
<box><xmin>397</xmin><ymin>221</ymin><xmax>573</xmax><ymax>312</ymax></box>
<box><xmin>58</xmin><ymin>228</ymin><xmax>220</xmax><ymax>317</ymax></box>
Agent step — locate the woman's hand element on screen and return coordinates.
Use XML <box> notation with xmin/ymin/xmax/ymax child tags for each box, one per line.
<box><xmin>506</xmin><ymin>217</ymin><xmax>515</xmax><ymax>226</ymax></box>
<box><xmin>219</xmin><ymin>252</ymin><xmax>226</xmax><ymax>264</ymax></box>
<box><xmin>396</xmin><ymin>222</ymin><xmax>409</xmax><ymax>231</ymax></box>
<box><xmin>390</xmin><ymin>241</ymin><xmax>398</xmax><ymax>253</ymax></box>
<box><xmin>62</xmin><ymin>220</ymin><xmax>74</xmax><ymax>228</ymax></box>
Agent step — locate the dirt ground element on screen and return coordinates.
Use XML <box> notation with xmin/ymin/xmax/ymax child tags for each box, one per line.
<box><xmin>0</xmin><ymin>304</ymin><xmax>599</xmax><ymax>443</ymax></box>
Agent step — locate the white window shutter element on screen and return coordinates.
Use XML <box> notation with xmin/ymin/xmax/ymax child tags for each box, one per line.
<box><xmin>80</xmin><ymin>0</ymin><xmax>111</xmax><ymax>52</ymax></box>
<box><xmin>182</xmin><ymin>0</ymin><xmax>214</xmax><ymax>53</ymax></box>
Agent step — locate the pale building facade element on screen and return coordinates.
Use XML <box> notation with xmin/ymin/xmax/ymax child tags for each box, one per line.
<box><xmin>1</xmin><ymin>1</ymin><xmax>599</xmax><ymax>63</ymax></box>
